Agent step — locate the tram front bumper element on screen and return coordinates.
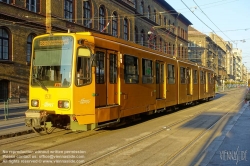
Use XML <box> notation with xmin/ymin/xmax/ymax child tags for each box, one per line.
<box><xmin>25</xmin><ymin>109</ymin><xmax>47</xmax><ymax>128</ymax></box>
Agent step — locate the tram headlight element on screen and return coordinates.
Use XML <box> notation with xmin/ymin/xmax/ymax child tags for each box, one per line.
<box><xmin>58</xmin><ymin>100</ymin><xmax>70</xmax><ymax>109</ymax></box>
<box><xmin>31</xmin><ymin>100</ymin><xmax>39</xmax><ymax>107</ymax></box>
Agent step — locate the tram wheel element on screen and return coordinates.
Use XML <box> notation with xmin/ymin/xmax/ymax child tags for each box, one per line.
<box><xmin>32</xmin><ymin>127</ymin><xmax>46</xmax><ymax>135</ymax></box>
<box><xmin>45</xmin><ymin>127</ymin><xmax>56</xmax><ymax>134</ymax></box>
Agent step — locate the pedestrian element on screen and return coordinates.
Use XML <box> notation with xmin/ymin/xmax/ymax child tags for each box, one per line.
<box><xmin>245</xmin><ymin>89</ymin><xmax>250</xmax><ymax>105</ymax></box>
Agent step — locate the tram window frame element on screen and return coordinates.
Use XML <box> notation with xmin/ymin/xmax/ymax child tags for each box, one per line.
<box><xmin>160</xmin><ymin>64</ymin><xmax>164</xmax><ymax>84</ymax></box>
<box><xmin>155</xmin><ymin>62</ymin><xmax>164</xmax><ymax>84</ymax></box>
<box><xmin>167</xmin><ymin>64</ymin><xmax>175</xmax><ymax>84</ymax></box>
<box><xmin>193</xmin><ymin>69</ymin><xmax>198</xmax><ymax>84</ymax></box>
<box><xmin>75</xmin><ymin>47</ymin><xmax>92</xmax><ymax>86</ymax></box>
<box><xmin>200</xmin><ymin>71</ymin><xmax>205</xmax><ymax>84</ymax></box>
<box><xmin>96</xmin><ymin>51</ymin><xmax>105</xmax><ymax>84</ymax></box>
<box><xmin>180</xmin><ymin>67</ymin><xmax>186</xmax><ymax>84</ymax></box>
<box><xmin>124</xmin><ymin>54</ymin><xmax>139</xmax><ymax>84</ymax></box>
<box><xmin>208</xmin><ymin>73</ymin><xmax>211</xmax><ymax>84</ymax></box>
<box><xmin>142</xmin><ymin>58</ymin><xmax>153</xmax><ymax>84</ymax></box>
<box><xmin>109</xmin><ymin>53</ymin><xmax>117</xmax><ymax>84</ymax></box>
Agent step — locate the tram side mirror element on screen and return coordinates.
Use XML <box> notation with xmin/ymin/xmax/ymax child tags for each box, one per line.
<box><xmin>78</xmin><ymin>48</ymin><xmax>91</xmax><ymax>57</ymax></box>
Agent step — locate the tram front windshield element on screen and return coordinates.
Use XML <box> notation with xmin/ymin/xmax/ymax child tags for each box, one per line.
<box><xmin>31</xmin><ymin>36</ymin><xmax>73</xmax><ymax>88</ymax></box>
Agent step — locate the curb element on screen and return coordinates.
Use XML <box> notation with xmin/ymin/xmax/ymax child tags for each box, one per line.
<box><xmin>0</xmin><ymin>129</ymin><xmax>34</xmax><ymax>140</ymax></box>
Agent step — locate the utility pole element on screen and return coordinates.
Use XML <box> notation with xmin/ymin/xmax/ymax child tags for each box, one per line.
<box><xmin>46</xmin><ymin>0</ymin><xmax>52</xmax><ymax>34</ymax></box>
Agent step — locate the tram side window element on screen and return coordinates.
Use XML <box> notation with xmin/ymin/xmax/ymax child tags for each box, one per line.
<box><xmin>76</xmin><ymin>48</ymin><xmax>91</xmax><ymax>86</ymax></box>
<box><xmin>208</xmin><ymin>73</ymin><xmax>213</xmax><ymax>84</ymax></box>
<box><xmin>124</xmin><ymin>55</ymin><xmax>139</xmax><ymax>84</ymax></box>
<box><xmin>155</xmin><ymin>62</ymin><xmax>164</xmax><ymax>84</ymax></box>
<box><xmin>160</xmin><ymin>64</ymin><xmax>164</xmax><ymax>83</ymax></box>
<box><xmin>96</xmin><ymin>51</ymin><xmax>105</xmax><ymax>84</ymax></box>
<box><xmin>109</xmin><ymin>53</ymin><xmax>117</xmax><ymax>84</ymax></box>
<box><xmin>200</xmin><ymin>71</ymin><xmax>205</xmax><ymax>84</ymax></box>
<box><xmin>142</xmin><ymin>58</ymin><xmax>153</xmax><ymax>84</ymax></box>
<box><xmin>193</xmin><ymin>70</ymin><xmax>198</xmax><ymax>84</ymax></box>
<box><xmin>167</xmin><ymin>64</ymin><xmax>175</xmax><ymax>84</ymax></box>
<box><xmin>180</xmin><ymin>67</ymin><xmax>186</xmax><ymax>84</ymax></box>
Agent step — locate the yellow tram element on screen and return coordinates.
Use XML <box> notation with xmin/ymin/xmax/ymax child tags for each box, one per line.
<box><xmin>25</xmin><ymin>32</ymin><xmax>215</xmax><ymax>133</ymax></box>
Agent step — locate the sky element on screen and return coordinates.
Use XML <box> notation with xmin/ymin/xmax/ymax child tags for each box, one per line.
<box><xmin>166</xmin><ymin>0</ymin><xmax>250</xmax><ymax>70</ymax></box>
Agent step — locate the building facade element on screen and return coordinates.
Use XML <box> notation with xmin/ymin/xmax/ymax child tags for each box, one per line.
<box><xmin>187</xmin><ymin>26</ymin><xmax>247</xmax><ymax>86</ymax></box>
<box><xmin>188</xmin><ymin>27</ymin><xmax>220</xmax><ymax>83</ymax></box>
<box><xmin>0</xmin><ymin>0</ymin><xmax>191</xmax><ymax>102</ymax></box>
<box><xmin>232</xmin><ymin>48</ymin><xmax>243</xmax><ymax>81</ymax></box>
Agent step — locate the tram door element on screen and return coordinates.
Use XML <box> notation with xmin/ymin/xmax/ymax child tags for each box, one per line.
<box><xmin>95</xmin><ymin>50</ymin><xmax>118</xmax><ymax>107</ymax></box>
<box><xmin>106</xmin><ymin>51</ymin><xmax>118</xmax><ymax>105</ymax></box>
<box><xmin>187</xmin><ymin>68</ymin><xmax>192</xmax><ymax>95</ymax></box>
<box><xmin>156</xmin><ymin>61</ymin><xmax>164</xmax><ymax>99</ymax></box>
<box><xmin>95</xmin><ymin>50</ymin><xmax>107</xmax><ymax>107</ymax></box>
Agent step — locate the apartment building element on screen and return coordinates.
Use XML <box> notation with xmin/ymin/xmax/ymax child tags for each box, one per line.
<box><xmin>0</xmin><ymin>0</ymin><xmax>191</xmax><ymax>101</ymax></box>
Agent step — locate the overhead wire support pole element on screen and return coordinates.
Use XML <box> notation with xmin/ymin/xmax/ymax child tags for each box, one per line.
<box><xmin>46</xmin><ymin>0</ymin><xmax>52</xmax><ymax>34</ymax></box>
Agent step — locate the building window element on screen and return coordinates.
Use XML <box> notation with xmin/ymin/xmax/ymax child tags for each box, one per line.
<box><xmin>0</xmin><ymin>28</ymin><xmax>9</xmax><ymax>60</ymax></box>
<box><xmin>140</xmin><ymin>29</ymin><xmax>144</xmax><ymax>46</ymax></box>
<box><xmin>172</xmin><ymin>23</ymin><xmax>175</xmax><ymax>33</ymax></box>
<box><xmin>159</xmin><ymin>38</ymin><xmax>162</xmax><ymax>52</ymax></box>
<box><xmin>147</xmin><ymin>6</ymin><xmax>150</xmax><ymax>19</ymax></box>
<box><xmin>99</xmin><ymin>6</ymin><xmax>105</xmax><ymax>32</ymax></box>
<box><xmin>0</xmin><ymin>80</ymin><xmax>9</xmax><ymax>101</ymax></box>
<box><xmin>26</xmin><ymin>0</ymin><xmax>40</xmax><ymax>13</ymax></box>
<box><xmin>153</xmin><ymin>37</ymin><xmax>156</xmax><ymax>50</ymax></box>
<box><xmin>153</xmin><ymin>9</ymin><xmax>156</xmax><ymax>22</ymax></box>
<box><xmin>124</xmin><ymin>18</ymin><xmax>128</xmax><ymax>40</ymax></box>
<box><xmin>0</xmin><ymin>0</ymin><xmax>10</xmax><ymax>4</ymax></box>
<box><xmin>135</xmin><ymin>26</ymin><xmax>138</xmax><ymax>44</ymax></box>
<box><xmin>164</xmin><ymin>17</ymin><xmax>166</xmax><ymax>26</ymax></box>
<box><xmin>124</xmin><ymin>55</ymin><xmax>139</xmax><ymax>84</ymax></box>
<box><xmin>142</xmin><ymin>58</ymin><xmax>153</xmax><ymax>84</ymax></box>
<box><xmin>27</xmin><ymin>34</ymin><xmax>35</xmax><ymax>62</ymax></box>
<box><xmin>168</xmin><ymin>43</ymin><xmax>171</xmax><ymax>55</ymax></box>
<box><xmin>173</xmin><ymin>44</ymin><xmax>175</xmax><ymax>55</ymax></box>
<box><xmin>83</xmin><ymin>1</ymin><xmax>91</xmax><ymax>28</ymax></box>
<box><xmin>140</xmin><ymin>1</ymin><xmax>144</xmax><ymax>15</ymax></box>
<box><xmin>112</xmin><ymin>12</ymin><xmax>118</xmax><ymax>37</ymax></box>
<box><xmin>164</xmin><ymin>42</ymin><xmax>166</xmax><ymax>53</ymax></box>
<box><xmin>64</xmin><ymin>0</ymin><xmax>73</xmax><ymax>22</ymax></box>
<box><xmin>159</xmin><ymin>14</ymin><xmax>161</xmax><ymax>25</ymax></box>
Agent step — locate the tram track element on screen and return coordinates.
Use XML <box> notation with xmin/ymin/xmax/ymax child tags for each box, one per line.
<box><xmin>0</xmin><ymin>129</ymin><xmax>106</xmax><ymax>163</ymax></box>
<box><xmin>0</xmin><ymin>89</ymin><xmax>244</xmax><ymax>165</ymax></box>
<box><xmin>159</xmin><ymin>100</ymin><xmax>243</xmax><ymax>166</ymax></box>
<box><xmin>80</xmin><ymin>92</ymin><xmax>242</xmax><ymax>166</ymax></box>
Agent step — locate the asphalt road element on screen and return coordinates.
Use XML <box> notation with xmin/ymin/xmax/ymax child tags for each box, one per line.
<box><xmin>1</xmin><ymin>88</ymin><xmax>248</xmax><ymax>166</ymax></box>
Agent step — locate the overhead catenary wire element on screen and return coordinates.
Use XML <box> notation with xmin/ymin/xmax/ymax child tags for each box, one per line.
<box><xmin>193</xmin><ymin>0</ymin><xmax>235</xmax><ymax>45</ymax></box>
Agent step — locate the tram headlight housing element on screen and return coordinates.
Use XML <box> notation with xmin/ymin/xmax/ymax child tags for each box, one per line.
<box><xmin>58</xmin><ymin>100</ymin><xmax>70</xmax><ymax>109</ymax></box>
<box><xmin>31</xmin><ymin>100</ymin><xmax>39</xmax><ymax>107</ymax></box>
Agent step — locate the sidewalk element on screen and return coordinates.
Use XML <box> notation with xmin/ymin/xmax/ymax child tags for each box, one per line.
<box><xmin>0</xmin><ymin>102</ymin><xmax>28</xmax><ymax>110</ymax></box>
<box><xmin>201</xmin><ymin>102</ymin><xmax>250</xmax><ymax>166</ymax></box>
<box><xmin>0</xmin><ymin>103</ymin><xmax>31</xmax><ymax>139</ymax></box>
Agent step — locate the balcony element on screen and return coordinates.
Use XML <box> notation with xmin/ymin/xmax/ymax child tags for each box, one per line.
<box><xmin>121</xmin><ymin>0</ymin><xmax>135</xmax><ymax>8</ymax></box>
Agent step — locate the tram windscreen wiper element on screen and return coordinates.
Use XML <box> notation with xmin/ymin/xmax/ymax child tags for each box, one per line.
<box><xmin>32</xmin><ymin>75</ymin><xmax>48</xmax><ymax>92</ymax></box>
